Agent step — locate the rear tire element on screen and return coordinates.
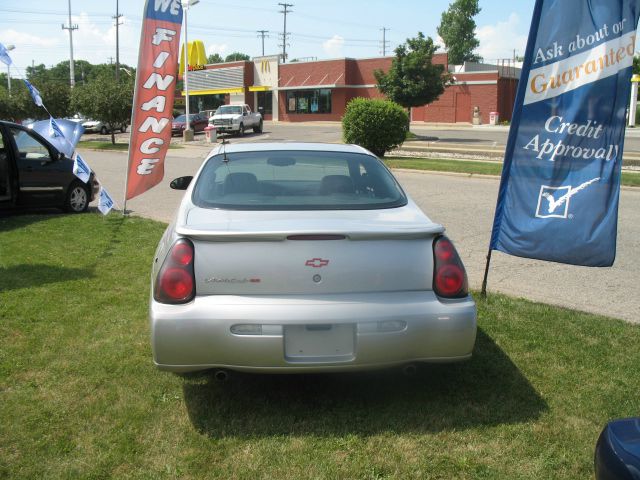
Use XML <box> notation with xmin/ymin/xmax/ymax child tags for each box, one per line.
<box><xmin>253</xmin><ymin>120</ymin><xmax>263</xmax><ymax>133</ymax></box>
<box><xmin>64</xmin><ymin>181</ymin><xmax>89</xmax><ymax>213</ymax></box>
<box><xmin>120</xmin><ymin>125</ymin><xmax>127</xmax><ymax>133</ymax></box>
<box><xmin>100</xmin><ymin>126</ymin><xmax>108</xmax><ymax>135</ymax></box>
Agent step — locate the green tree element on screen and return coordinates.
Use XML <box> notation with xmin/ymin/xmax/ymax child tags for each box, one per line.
<box><xmin>437</xmin><ymin>0</ymin><xmax>482</xmax><ymax>65</ymax></box>
<box><xmin>71</xmin><ymin>73</ymin><xmax>134</xmax><ymax>144</ymax></box>
<box><xmin>207</xmin><ymin>53</ymin><xmax>223</xmax><ymax>64</ymax></box>
<box><xmin>374</xmin><ymin>32</ymin><xmax>450</xmax><ymax>116</ymax></box>
<box><xmin>342</xmin><ymin>98</ymin><xmax>409</xmax><ymax>157</ymax></box>
<box><xmin>3</xmin><ymin>76</ymin><xmax>70</xmax><ymax>120</ymax></box>
<box><xmin>225</xmin><ymin>52</ymin><xmax>250</xmax><ymax>62</ymax></box>
<box><xmin>0</xmin><ymin>84</ymin><xmax>28</xmax><ymax>122</ymax></box>
<box><xmin>26</xmin><ymin>61</ymin><xmax>134</xmax><ymax>86</ymax></box>
<box><xmin>21</xmin><ymin>79</ymin><xmax>71</xmax><ymax>119</ymax></box>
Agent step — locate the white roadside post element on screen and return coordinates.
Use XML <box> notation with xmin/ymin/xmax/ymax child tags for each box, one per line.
<box><xmin>181</xmin><ymin>0</ymin><xmax>199</xmax><ymax>142</ymax></box>
<box><xmin>628</xmin><ymin>74</ymin><xmax>640</xmax><ymax>127</ymax></box>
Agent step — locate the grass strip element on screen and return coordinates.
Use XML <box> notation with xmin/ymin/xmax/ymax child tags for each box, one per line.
<box><xmin>1</xmin><ymin>213</ymin><xmax>639</xmax><ymax>479</ymax></box>
<box><xmin>385</xmin><ymin>156</ymin><xmax>640</xmax><ymax>187</ymax></box>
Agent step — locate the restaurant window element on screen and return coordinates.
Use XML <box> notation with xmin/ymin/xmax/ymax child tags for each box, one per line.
<box><xmin>286</xmin><ymin>89</ymin><xmax>332</xmax><ymax>114</ymax></box>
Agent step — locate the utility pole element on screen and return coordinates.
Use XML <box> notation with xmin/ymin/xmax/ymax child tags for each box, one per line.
<box><xmin>257</xmin><ymin>30</ymin><xmax>269</xmax><ymax>56</ymax></box>
<box><xmin>278</xmin><ymin>3</ymin><xmax>293</xmax><ymax>63</ymax></box>
<box><xmin>380</xmin><ymin>27</ymin><xmax>390</xmax><ymax>56</ymax></box>
<box><xmin>114</xmin><ymin>0</ymin><xmax>123</xmax><ymax>81</ymax></box>
<box><xmin>62</xmin><ymin>0</ymin><xmax>78</xmax><ymax>87</ymax></box>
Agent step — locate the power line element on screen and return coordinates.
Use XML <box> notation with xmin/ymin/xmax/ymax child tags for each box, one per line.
<box><xmin>278</xmin><ymin>3</ymin><xmax>293</xmax><ymax>63</ymax></box>
<box><xmin>0</xmin><ymin>7</ymin><xmax>101</xmax><ymax>16</ymax></box>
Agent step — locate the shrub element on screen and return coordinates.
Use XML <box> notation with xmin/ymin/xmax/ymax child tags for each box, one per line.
<box><xmin>342</xmin><ymin>98</ymin><xmax>409</xmax><ymax>157</ymax></box>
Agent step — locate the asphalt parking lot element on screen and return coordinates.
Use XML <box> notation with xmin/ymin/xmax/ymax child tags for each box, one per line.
<box><xmin>83</xmin><ymin>131</ymin><xmax>640</xmax><ymax>324</ymax></box>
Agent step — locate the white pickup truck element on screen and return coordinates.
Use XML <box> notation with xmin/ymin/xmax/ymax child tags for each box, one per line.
<box><xmin>209</xmin><ymin>104</ymin><xmax>263</xmax><ymax>136</ymax></box>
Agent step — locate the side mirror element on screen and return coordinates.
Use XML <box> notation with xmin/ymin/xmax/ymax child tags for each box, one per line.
<box><xmin>170</xmin><ymin>176</ymin><xmax>193</xmax><ymax>190</ymax></box>
<box><xmin>57</xmin><ymin>151</ymin><xmax>66</xmax><ymax>161</ymax></box>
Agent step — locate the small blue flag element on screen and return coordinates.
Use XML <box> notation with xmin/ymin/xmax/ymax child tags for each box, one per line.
<box><xmin>49</xmin><ymin>117</ymin><xmax>64</xmax><ymax>139</ymax></box>
<box><xmin>0</xmin><ymin>42</ymin><xmax>12</xmax><ymax>66</ymax></box>
<box><xmin>73</xmin><ymin>153</ymin><xmax>92</xmax><ymax>184</ymax></box>
<box><xmin>23</xmin><ymin>79</ymin><xmax>43</xmax><ymax>107</ymax></box>
<box><xmin>98</xmin><ymin>186</ymin><xmax>115</xmax><ymax>215</ymax></box>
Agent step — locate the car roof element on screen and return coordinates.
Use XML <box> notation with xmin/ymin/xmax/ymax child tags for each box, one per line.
<box><xmin>207</xmin><ymin>142</ymin><xmax>373</xmax><ymax>156</ymax></box>
<box><xmin>0</xmin><ymin>120</ymin><xmax>24</xmax><ymax>128</ymax></box>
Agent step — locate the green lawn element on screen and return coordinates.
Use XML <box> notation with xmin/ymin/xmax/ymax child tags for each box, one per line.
<box><xmin>1</xmin><ymin>214</ymin><xmax>639</xmax><ymax>479</ymax></box>
<box><xmin>384</xmin><ymin>157</ymin><xmax>640</xmax><ymax>187</ymax></box>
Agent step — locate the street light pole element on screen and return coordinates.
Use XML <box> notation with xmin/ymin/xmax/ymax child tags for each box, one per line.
<box><xmin>181</xmin><ymin>0</ymin><xmax>199</xmax><ymax>142</ymax></box>
<box><xmin>5</xmin><ymin>44</ymin><xmax>15</xmax><ymax>95</ymax></box>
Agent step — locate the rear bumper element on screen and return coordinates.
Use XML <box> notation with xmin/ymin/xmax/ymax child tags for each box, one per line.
<box><xmin>150</xmin><ymin>291</ymin><xmax>477</xmax><ymax>373</ymax></box>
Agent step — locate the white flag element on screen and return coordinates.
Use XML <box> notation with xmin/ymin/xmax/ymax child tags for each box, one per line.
<box><xmin>98</xmin><ymin>186</ymin><xmax>115</xmax><ymax>215</ymax></box>
<box><xmin>49</xmin><ymin>117</ymin><xmax>64</xmax><ymax>138</ymax></box>
<box><xmin>72</xmin><ymin>152</ymin><xmax>91</xmax><ymax>184</ymax></box>
<box><xmin>23</xmin><ymin>79</ymin><xmax>43</xmax><ymax>107</ymax></box>
<box><xmin>0</xmin><ymin>43</ymin><xmax>12</xmax><ymax>66</ymax></box>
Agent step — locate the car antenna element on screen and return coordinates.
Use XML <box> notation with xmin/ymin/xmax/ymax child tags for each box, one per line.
<box><xmin>221</xmin><ymin>137</ymin><xmax>229</xmax><ymax>163</ymax></box>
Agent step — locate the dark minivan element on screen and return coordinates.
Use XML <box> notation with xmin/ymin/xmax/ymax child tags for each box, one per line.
<box><xmin>0</xmin><ymin>120</ymin><xmax>98</xmax><ymax>213</ymax></box>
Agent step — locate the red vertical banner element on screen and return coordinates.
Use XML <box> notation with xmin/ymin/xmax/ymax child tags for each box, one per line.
<box><xmin>125</xmin><ymin>0</ymin><xmax>183</xmax><ymax>201</ymax></box>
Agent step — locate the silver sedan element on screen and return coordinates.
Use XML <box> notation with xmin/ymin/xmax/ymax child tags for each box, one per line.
<box><xmin>150</xmin><ymin>143</ymin><xmax>476</xmax><ymax>373</ymax></box>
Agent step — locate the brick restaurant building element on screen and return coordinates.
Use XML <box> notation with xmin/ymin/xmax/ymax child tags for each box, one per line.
<box><xmin>182</xmin><ymin>53</ymin><xmax>519</xmax><ymax>125</ymax></box>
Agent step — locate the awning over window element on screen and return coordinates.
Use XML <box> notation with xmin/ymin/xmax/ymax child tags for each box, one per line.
<box><xmin>181</xmin><ymin>87</ymin><xmax>245</xmax><ymax>96</ymax></box>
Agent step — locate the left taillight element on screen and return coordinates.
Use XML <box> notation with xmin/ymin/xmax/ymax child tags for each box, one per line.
<box><xmin>432</xmin><ymin>235</ymin><xmax>468</xmax><ymax>299</ymax></box>
<box><xmin>154</xmin><ymin>239</ymin><xmax>195</xmax><ymax>304</ymax></box>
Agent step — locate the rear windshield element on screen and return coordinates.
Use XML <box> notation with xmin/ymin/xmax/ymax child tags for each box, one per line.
<box><xmin>192</xmin><ymin>150</ymin><xmax>407</xmax><ymax>210</ymax></box>
<box><xmin>216</xmin><ymin>106</ymin><xmax>243</xmax><ymax>115</ymax></box>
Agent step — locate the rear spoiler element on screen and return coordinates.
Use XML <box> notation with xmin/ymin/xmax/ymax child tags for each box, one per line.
<box><xmin>175</xmin><ymin>225</ymin><xmax>445</xmax><ymax>242</ymax></box>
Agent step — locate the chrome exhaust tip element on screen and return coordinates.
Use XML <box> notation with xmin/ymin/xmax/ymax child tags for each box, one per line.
<box><xmin>213</xmin><ymin>369</ymin><xmax>229</xmax><ymax>382</ymax></box>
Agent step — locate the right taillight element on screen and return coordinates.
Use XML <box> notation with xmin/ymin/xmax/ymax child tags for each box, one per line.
<box><xmin>154</xmin><ymin>238</ymin><xmax>195</xmax><ymax>304</ymax></box>
<box><xmin>432</xmin><ymin>235</ymin><xmax>468</xmax><ymax>298</ymax></box>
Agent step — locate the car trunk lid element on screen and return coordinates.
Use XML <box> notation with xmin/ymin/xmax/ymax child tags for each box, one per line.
<box><xmin>178</xmin><ymin>205</ymin><xmax>443</xmax><ymax>295</ymax></box>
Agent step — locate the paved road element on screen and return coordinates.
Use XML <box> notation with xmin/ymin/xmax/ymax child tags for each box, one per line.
<box><xmin>101</xmin><ymin>120</ymin><xmax>640</xmax><ymax>152</ymax></box>
<box><xmin>167</xmin><ymin>121</ymin><xmax>640</xmax><ymax>151</ymax></box>
<box><xmin>85</xmin><ymin>146</ymin><xmax>639</xmax><ymax>324</ymax></box>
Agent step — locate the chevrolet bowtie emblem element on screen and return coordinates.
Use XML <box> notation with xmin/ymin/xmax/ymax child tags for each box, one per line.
<box><xmin>305</xmin><ymin>258</ymin><xmax>329</xmax><ymax>268</ymax></box>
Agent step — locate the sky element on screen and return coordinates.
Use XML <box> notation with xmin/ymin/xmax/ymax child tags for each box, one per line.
<box><xmin>0</xmin><ymin>0</ymin><xmax>535</xmax><ymax>79</ymax></box>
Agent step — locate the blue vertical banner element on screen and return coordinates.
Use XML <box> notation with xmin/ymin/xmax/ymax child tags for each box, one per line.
<box><xmin>490</xmin><ymin>0</ymin><xmax>640</xmax><ymax>266</ymax></box>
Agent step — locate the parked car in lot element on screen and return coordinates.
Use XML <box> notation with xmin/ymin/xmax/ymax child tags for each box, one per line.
<box><xmin>0</xmin><ymin>120</ymin><xmax>99</xmax><ymax>213</ymax></box>
<box><xmin>82</xmin><ymin>119</ymin><xmax>127</xmax><ymax>134</ymax></box>
<box><xmin>67</xmin><ymin>114</ymin><xmax>86</xmax><ymax>124</ymax></box>
<box><xmin>171</xmin><ymin>113</ymin><xmax>209</xmax><ymax>136</ymax></box>
<box><xmin>209</xmin><ymin>104</ymin><xmax>263</xmax><ymax>136</ymax></box>
<box><xmin>150</xmin><ymin>142</ymin><xmax>477</xmax><ymax>374</ymax></box>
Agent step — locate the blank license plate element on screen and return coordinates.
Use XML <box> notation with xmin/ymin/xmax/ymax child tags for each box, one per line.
<box><xmin>284</xmin><ymin>324</ymin><xmax>354</xmax><ymax>362</ymax></box>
